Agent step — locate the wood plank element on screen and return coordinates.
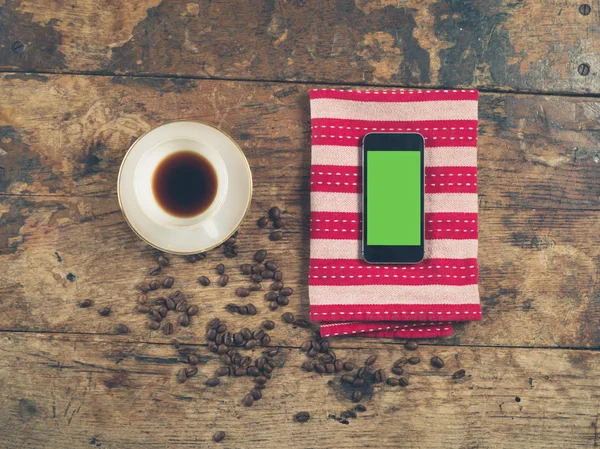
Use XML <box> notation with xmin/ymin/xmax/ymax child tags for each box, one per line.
<box><xmin>1</xmin><ymin>193</ymin><xmax>599</xmax><ymax>348</ymax></box>
<box><xmin>0</xmin><ymin>332</ymin><xmax>598</xmax><ymax>449</ymax></box>
<box><xmin>0</xmin><ymin>74</ymin><xmax>599</xmax><ymax>210</ymax></box>
<box><xmin>0</xmin><ymin>0</ymin><xmax>598</xmax><ymax>94</ymax></box>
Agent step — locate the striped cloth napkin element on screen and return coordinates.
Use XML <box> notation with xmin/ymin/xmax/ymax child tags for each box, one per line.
<box><xmin>308</xmin><ymin>88</ymin><xmax>481</xmax><ymax>338</ymax></box>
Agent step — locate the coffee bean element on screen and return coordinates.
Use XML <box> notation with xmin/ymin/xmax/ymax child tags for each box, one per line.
<box><xmin>224</xmin><ymin>247</ymin><xmax>238</xmax><ymax>258</ymax></box>
<box><xmin>216</xmin><ymin>367</ymin><xmax>230</xmax><ymax>377</ymax></box>
<box><xmin>158</xmin><ymin>306</ymin><xmax>168</xmax><ymax>318</ymax></box>
<box><xmin>253</xmin><ymin>329</ymin><xmax>265</xmax><ymax>341</ymax></box>
<box><xmin>264</xmin><ymin>261</ymin><xmax>278</xmax><ymax>271</ymax></box>
<box><xmin>215</xmin><ymin>263</ymin><xmax>225</xmax><ymax>275</ymax></box>
<box><xmin>269</xmin><ymin>301</ymin><xmax>278</xmax><ymax>311</ymax></box>
<box><xmin>300</xmin><ymin>341</ymin><xmax>312</xmax><ymax>352</ymax></box>
<box><xmin>365</xmin><ymin>355</ymin><xmax>377</xmax><ymax>366</ymax></box>
<box><xmin>265</xmin><ymin>348</ymin><xmax>279</xmax><ymax>357</ymax></box>
<box><xmin>169</xmin><ymin>290</ymin><xmax>183</xmax><ymax>302</ymax></box>
<box><xmin>399</xmin><ymin>377</ymin><xmax>409</xmax><ymax>387</ymax></box>
<box><xmin>148</xmin><ymin>266</ymin><xmax>162</xmax><ymax>276</ymax></box>
<box><xmin>262</xmin><ymin>292</ymin><xmax>277</xmax><ymax>303</ymax></box>
<box><xmin>274</xmin><ymin>218</ymin><xmax>286</xmax><ymax>229</ymax></box>
<box><xmin>302</xmin><ymin>361</ymin><xmax>314</xmax><ymax>372</ymax></box>
<box><xmin>137</xmin><ymin>282</ymin><xmax>150</xmax><ymax>293</ymax></box>
<box><xmin>281</xmin><ymin>287</ymin><xmax>294</xmax><ymax>297</ymax></box>
<box><xmin>355</xmin><ymin>404</ymin><xmax>367</xmax><ymax>412</ymax></box>
<box><xmin>269</xmin><ymin>207</ymin><xmax>281</xmax><ymax>220</ymax></box>
<box><xmin>250</xmin><ymin>283</ymin><xmax>262</xmax><ymax>291</ymax></box>
<box><xmin>186</xmin><ymin>255</ymin><xmax>198</xmax><ymax>263</ymax></box>
<box><xmin>251</xmin><ymin>388</ymin><xmax>262</xmax><ymax>400</ymax></box>
<box><xmin>138</xmin><ymin>294</ymin><xmax>148</xmax><ymax>304</ymax></box>
<box><xmin>178</xmin><ymin>315</ymin><xmax>189</xmax><ymax>330</ymax></box>
<box><xmin>208</xmin><ymin>343</ymin><xmax>218</xmax><ymax>353</ymax></box>
<box><xmin>408</xmin><ymin>357</ymin><xmax>420</xmax><ymax>365</ymax></box>
<box><xmin>252</xmin><ymin>265</ymin><xmax>263</xmax><ymax>274</ymax></box>
<box><xmin>352</xmin><ymin>378</ymin><xmax>364</xmax><ymax>387</ymax></box>
<box><xmin>394</xmin><ymin>357</ymin><xmax>408</xmax><ymax>367</ymax></box>
<box><xmin>261</xmin><ymin>270</ymin><xmax>274</xmax><ymax>279</ymax></box>
<box><xmin>245</xmin><ymin>339</ymin><xmax>258</xmax><ymax>350</ymax></box>
<box><xmin>154</xmin><ymin>297</ymin><xmax>167</xmax><ymax>306</ymax></box>
<box><xmin>334</xmin><ymin>360</ymin><xmax>344</xmax><ymax>372</ymax></box>
<box><xmin>245</xmin><ymin>304</ymin><xmax>256</xmax><ymax>315</ymax></box>
<box><xmin>149</xmin><ymin>280</ymin><xmax>160</xmax><ymax>290</ymax></box>
<box><xmin>240</xmin><ymin>356</ymin><xmax>252</xmax><ymax>367</ymax></box>
<box><xmin>205</xmin><ymin>376</ymin><xmax>220</xmax><ymax>387</ymax></box>
<box><xmin>177</xmin><ymin>368</ymin><xmax>187</xmax><ymax>383</ymax></box>
<box><xmin>343</xmin><ymin>362</ymin><xmax>355</xmax><ymax>371</ymax></box>
<box><xmin>307</xmin><ymin>348</ymin><xmax>318</xmax><ymax>358</ymax></box>
<box><xmin>357</xmin><ymin>367</ymin><xmax>367</xmax><ymax>378</ymax></box>
<box><xmin>186</xmin><ymin>305</ymin><xmax>199</xmax><ymax>316</ymax></box>
<box><xmin>238</xmin><ymin>328</ymin><xmax>251</xmax><ymax>340</ymax></box>
<box><xmin>213</xmin><ymin>431</ymin><xmax>226</xmax><ymax>443</ymax></box>
<box><xmin>208</xmin><ymin>318</ymin><xmax>220</xmax><ymax>329</ymax></box>
<box><xmin>221</xmin><ymin>353</ymin><xmax>232</xmax><ymax>365</ymax></box>
<box><xmin>236</xmin><ymin>287</ymin><xmax>250</xmax><ymax>297</ymax></box>
<box><xmin>255</xmin><ymin>250</ymin><xmax>267</xmax><ymax>263</ymax></box>
<box><xmin>314</xmin><ymin>363</ymin><xmax>326</xmax><ymax>374</ymax></box>
<box><xmin>271</xmin><ymin>281</ymin><xmax>284</xmax><ymax>291</ymax></box>
<box><xmin>273</xmin><ymin>271</ymin><xmax>283</xmax><ymax>281</ymax></box>
<box><xmin>224</xmin><ymin>236</ymin><xmax>236</xmax><ymax>246</ymax></box>
<box><xmin>352</xmin><ymin>391</ymin><xmax>363</xmax><ymax>403</ymax></box>
<box><xmin>262</xmin><ymin>320</ymin><xmax>275</xmax><ymax>330</ymax></box>
<box><xmin>218</xmin><ymin>274</ymin><xmax>229</xmax><ymax>287</ymax></box>
<box><xmin>320</xmin><ymin>340</ymin><xmax>330</xmax><ymax>353</ymax></box>
<box><xmin>136</xmin><ymin>305</ymin><xmax>150</xmax><ymax>313</ymax></box>
<box><xmin>391</xmin><ymin>367</ymin><xmax>404</xmax><ymax>376</ymax></box>
<box><xmin>387</xmin><ymin>377</ymin><xmax>400</xmax><ymax>386</ymax></box>
<box><xmin>320</xmin><ymin>354</ymin><xmax>334</xmax><ymax>364</ymax></box>
<box><xmin>148</xmin><ymin>319</ymin><xmax>160</xmax><ymax>330</ymax></box>
<box><xmin>251</xmin><ymin>273</ymin><xmax>263</xmax><ymax>283</ymax></box>
<box><xmin>375</xmin><ymin>369</ymin><xmax>386</xmax><ymax>383</ymax></box>
<box><xmin>217</xmin><ymin>345</ymin><xmax>229</xmax><ymax>355</ymax></box>
<box><xmin>149</xmin><ymin>310</ymin><xmax>162</xmax><ymax>322</ymax></box>
<box><xmin>226</xmin><ymin>303</ymin><xmax>239</xmax><ymax>313</ymax></box>
<box><xmin>98</xmin><ymin>307</ymin><xmax>111</xmax><ymax>316</ymax></box>
<box><xmin>157</xmin><ymin>254</ymin><xmax>170</xmax><ymax>267</ymax></box>
<box><xmin>165</xmin><ymin>298</ymin><xmax>175</xmax><ymax>310</ymax></box>
<box><xmin>257</xmin><ymin>216</ymin><xmax>269</xmax><ymax>228</ymax></box>
<box><xmin>270</xmin><ymin>231</ymin><xmax>283</xmax><ymax>241</ymax></box>
<box><xmin>235</xmin><ymin>368</ymin><xmax>247</xmax><ymax>376</ymax></box>
<box><xmin>198</xmin><ymin>276</ymin><xmax>210</xmax><ymax>286</ymax></box>
<box><xmin>160</xmin><ymin>277</ymin><xmax>174</xmax><ymax>290</ymax></box>
<box><xmin>277</xmin><ymin>296</ymin><xmax>289</xmax><ymax>306</ymax></box>
<box><xmin>255</xmin><ymin>357</ymin><xmax>266</xmax><ymax>369</ymax></box>
<box><xmin>206</xmin><ymin>328</ymin><xmax>217</xmax><ymax>341</ymax></box>
<box><xmin>282</xmin><ymin>312</ymin><xmax>295</xmax><ymax>323</ymax></box>
<box><xmin>261</xmin><ymin>334</ymin><xmax>271</xmax><ymax>346</ymax></box>
<box><xmin>188</xmin><ymin>354</ymin><xmax>199</xmax><ymax>365</ymax></box>
<box><xmin>430</xmin><ymin>356</ymin><xmax>445</xmax><ymax>369</ymax></box>
<box><xmin>341</xmin><ymin>375</ymin><xmax>354</xmax><ymax>384</ymax></box>
<box><xmin>163</xmin><ymin>322</ymin><xmax>174</xmax><ymax>335</ymax></box>
<box><xmin>223</xmin><ymin>333</ymin><xmax>234</xmax><ymax>345</ymax></box>
<box><xmin>243</xmin><ymin>394</ymin><xmax>254</xmax><ymax>407</ymax></box>
<box><xmin>452</xmin><ymin>369</ymin><xmax>466</xmax><ymax>379</ymax></box>
<box><xmin>247</xmin><ymin>366</ymin><xmax>260</xmax><ymax>376</ymax></box>
<box><xmin>404</xmin><ymin>340</ymin><xmax>418</xmax><ymax>351</ymax></box>
<box><xmin>115</xmin><ymin>324</ymin><xmax>129</xmax><ymax>334</ymax></box>
<box><xmin>241</xmin><ymin>264</ymin><xmax>252</xmax><ymax>275</ymax></box>
<box><xmin>294</xmin><ymin>412</ymin><xmax>310</xmax><ymax>423</ymax></box>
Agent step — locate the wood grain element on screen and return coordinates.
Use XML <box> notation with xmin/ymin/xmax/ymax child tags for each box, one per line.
<box><xmin>0</xmin><ymin>74</ymin><xmax>599</xmax><ymax>210</ymax></box>
<box><xmin>0</xmin><ymin>332</ymin><xmax>598</xmax><ymax>449</ymax></box>
<box><xmin>1</xmin><ymin>192</ymin><xmax>599</xmax><ymax>348</ymax></box>
<box><xmin>0</xmin><ymin>0</ymin><xmax>598</xmax><ymax>94</ymax></box>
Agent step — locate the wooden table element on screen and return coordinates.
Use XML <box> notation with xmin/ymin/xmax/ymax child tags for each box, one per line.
<box><xmin>1</xmin><ymin>1</ymin><xmax>599</xmax><ymax>447</ymax></box>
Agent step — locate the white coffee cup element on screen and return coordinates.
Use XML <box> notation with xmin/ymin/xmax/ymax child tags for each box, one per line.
<box><xmin>118</xmin><ymin>121</ymin><xmax>252</xmax><ymax>254</ymax></box>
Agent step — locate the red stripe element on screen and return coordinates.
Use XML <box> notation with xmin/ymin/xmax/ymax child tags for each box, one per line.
<box><xmin>312</xmin><ymin>118</ymin><xmax>478</xmax><ymax>147</ymax></box>
<box><xmin>357</xmin><ymin>327</ymin><xmax>453</xmax><ymax>338</ymax></box>
<box><xmin>310</xmin><ymin>303</ymin><xmax>482</xmax><ymax>323</ymax></box>
<box><xmin>310</xmin><ymin>212</ymin><xmax>478</xmax><ymax>241</ymax></box>
<box><xmin>310</xmin><ymin>165</ymin><xmax>477</xmax><ymax>194</ymax></box>
<box><xmin>309</xmin><ymin>257</ymin><xmax>478</xmax><ymax>287</ymax></box>
<box><xmin>309</xmin><ymin>89</ymin><xmax>478</xmax><ymax>103</ymax></box>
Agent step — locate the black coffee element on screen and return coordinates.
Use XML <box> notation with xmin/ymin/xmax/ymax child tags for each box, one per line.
<box><xmin>152</xmin><ymin>151</ymin><xmax>218</xmax><ymax>218</ymax></box>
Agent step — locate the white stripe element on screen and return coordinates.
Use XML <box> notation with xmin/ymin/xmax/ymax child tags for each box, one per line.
<box><xmin>311</xmin><ymin>192</ymin><xmax>477</xmax><ymax>213</ymax></box>
<box><xmin>311</xmin><ymin>99</ymin><xmax>478</xmax><ymax>121</ymax></box>
<box><xmin>310</xmin><ymin>238</ymin><xmax>478</xmax><ymax>260</ymax></box>
<box><xmin>309</xmin><ymin>284</ymin><xmax>480</xmax><ymax>305</ymax></box>
<box><xmin>311</xmin><ymin>145</ymin><xmax>477</xmax><ymax>167</ymax></box>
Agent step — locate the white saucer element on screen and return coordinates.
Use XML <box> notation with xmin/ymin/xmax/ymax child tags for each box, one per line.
<box><xmin>118</xmin><ymin>121</ymin><xmax>252</xmax><ymax>254</ymax></box>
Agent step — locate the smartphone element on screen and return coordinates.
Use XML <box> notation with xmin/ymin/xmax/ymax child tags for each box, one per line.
<box><xmin>362</xmin><ymin>133</ymin><xmax>425</xmax><ymax>264</ymax></box>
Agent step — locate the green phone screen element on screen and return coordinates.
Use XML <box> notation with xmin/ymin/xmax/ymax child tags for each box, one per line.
<box><xmin>366</xmin><ymin>151</ymin><xmax>421</xmax><ymax>246</ymax></box>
